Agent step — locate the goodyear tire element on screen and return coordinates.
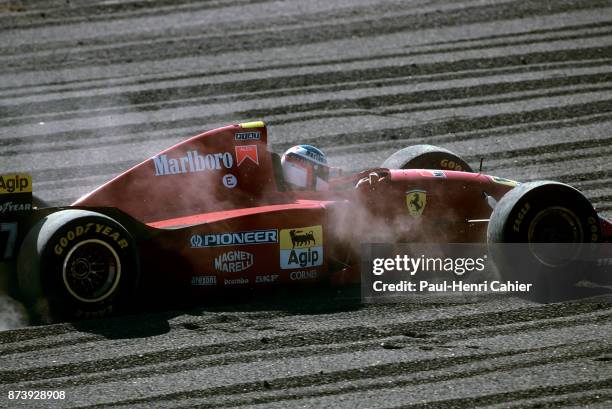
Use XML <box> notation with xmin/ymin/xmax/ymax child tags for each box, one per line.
<box><xmin>17</xmin><ymin>210</ymin><xmax>139</xmax><ymax>321</ymax></box>
<box><xmin>381</xmin><ymin>144</ymin><xmax>474</xmax><ymax>172</ymax></box>
<box><xmin>487</xmin><ymin>181</ymin><xmax>601</xmax><ymax>301</ymax></box>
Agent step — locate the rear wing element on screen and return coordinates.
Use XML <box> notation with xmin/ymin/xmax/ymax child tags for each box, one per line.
<box><xmin>0</xmin><ymin>174</ymin><xmax>33</xmax><ymax>261</ymax></box>
<box><xmin>72</xmin><ymin>121</ymin><xmax>282</xmax><ymax>223</ymax></box>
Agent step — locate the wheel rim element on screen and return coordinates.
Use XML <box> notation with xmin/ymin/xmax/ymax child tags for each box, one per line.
<box><xmin>62</xmin><ymin>239</ymin><xmax>122</xmax><ymax>303</ymax></box>
<box><xmin>527</xmin><ymin>206</ymin><xmax>583</xmax><ymax>267</ymax></box>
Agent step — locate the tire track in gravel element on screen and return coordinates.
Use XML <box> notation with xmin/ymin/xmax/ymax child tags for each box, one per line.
<box><xmin>1</xmin><ymin>302</ymin><xmax>608</xmax><ymax>384</ymax></box>
<box><xmin>4</xmin><ymin>0</ymin><xmax>609</xmax><ymax>73</ymax></box>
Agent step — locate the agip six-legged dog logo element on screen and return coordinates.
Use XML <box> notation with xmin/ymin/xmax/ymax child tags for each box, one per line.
<box><xmin>280</xmin><ymin>225</ymin><xmax>323</xmax><ymax>269</ymax></box>
<box><xmin>289</xmin><ymin>229</ymin><xmax>316</xmax><ymax>248</ymax></box>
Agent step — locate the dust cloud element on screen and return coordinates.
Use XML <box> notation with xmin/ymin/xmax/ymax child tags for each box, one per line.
<box><xmin>0</xmin><ymin>266</ymin><xmax>29</xmax><ymax>330</ymax></box>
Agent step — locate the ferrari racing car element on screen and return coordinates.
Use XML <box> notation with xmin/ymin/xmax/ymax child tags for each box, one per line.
<box><xmin>1</xmin><ymin>121</ymin><xmax>610</xmax><ymax>320</ymax></box>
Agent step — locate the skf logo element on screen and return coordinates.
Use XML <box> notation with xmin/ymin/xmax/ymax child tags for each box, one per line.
<box><xmin>405</xmin><ymin>190</ymin><xmax>426</xmax><ymax>217</ymax></box>
<box><xmin>280</xmin><ymin>225</ymin><xmax>323</xmax><ymax>269</ymax></box>
<box><xmin>0</xmin><ymin>174</ymin><xmax>32</xmax><ymax>194</ymax></box>
<box><xmin>256</xmin><ymin>274</ymin><xmax>279</xmax><ymax>283</ymax></box>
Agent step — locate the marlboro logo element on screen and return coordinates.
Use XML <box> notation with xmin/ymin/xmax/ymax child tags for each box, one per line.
<box><xmin>153</xmin><ymin>150</ymin><xmax>234</xmax><ymax>176</ymax></box>
<box><xmin>235</xmin><ymin>145</ymin><xmax>259</xmax><ymax>166</ymax></box>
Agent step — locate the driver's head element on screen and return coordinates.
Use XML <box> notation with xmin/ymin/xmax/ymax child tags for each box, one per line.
<box><xmin>281</xmin><ymin>145</ymin><xmax>330</xmax><ymax>190</ymax></box>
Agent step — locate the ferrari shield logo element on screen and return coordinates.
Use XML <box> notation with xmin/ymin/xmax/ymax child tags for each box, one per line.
<box><xmin>405</xmin><ymin>190</ymin><xmax>427</xmax><ymax>217</ymax></box>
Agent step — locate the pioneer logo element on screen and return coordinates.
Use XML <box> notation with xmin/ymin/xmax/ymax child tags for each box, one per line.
<box><xmin>214</xmin><ymin>250</ymin><xmax>254</xmax><ymax>273</ymax></box>
<box><xmin>153</xmin><ymin>150</ymin><xmax>233</xmax><ymax>176</ymax></box>
<box><xmin>191</xmin><ymin>229</ymin><xmax>278</xmax><ymax>248</ymax></box>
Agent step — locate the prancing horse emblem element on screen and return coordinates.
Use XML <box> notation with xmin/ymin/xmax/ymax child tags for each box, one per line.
<box><xmin>405</xmin><ymin>190</ymin><xmax>427</xmax><ymax>217</ymax></box>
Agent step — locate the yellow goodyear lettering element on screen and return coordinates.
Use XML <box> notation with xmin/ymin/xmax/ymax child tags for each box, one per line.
<box><xmin>54</xmin><ymin>223</ymin><xmax>129</xmax><ymax>256</ymax></box>
<box><xmin>440</xmin><ymin>159</ymin><xmax>462</xmax><ymax>171</ymax></box>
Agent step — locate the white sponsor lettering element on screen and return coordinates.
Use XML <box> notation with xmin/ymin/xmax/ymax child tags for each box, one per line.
<box><xmin>214</xmin><ymin>251</ymin><xmax>254</xmax><ymax>273</ymax></box>
<box><xmin>256</xmin><ymin>274</ymin><xmax>279</xmax><ymax>283</ymax></box>
<box><xmin>290</xmin><ymin>270</ymin><xmax>318</xmax><ymax>281</ymax></box>
<box><xmin>191</xmin><ymin>276</ymin><xmax>217</xmax><ymax>286</ymax></box>
<box><xmin>153</xmin><ymin>150</ymin><xmax>233</xmax><ymax>176</ymax></box>
<box><xmin>0</xmin><ymin>201</ymin><xmax>32</xmax><ymax>213</ymax></box>
<box><xmin>235</xmin><ymin>131</ymin><xmax>261</xmax><ymax>141</ymax></box>
<box><xmin>191</xmin><ymin>230</ymin><xmax>278</xmax><ymax>248</ymax></box>
<box><xmin>224</xmin><ymin>277</ymin><xmax>249</xmax><ymax>285</ymax></box>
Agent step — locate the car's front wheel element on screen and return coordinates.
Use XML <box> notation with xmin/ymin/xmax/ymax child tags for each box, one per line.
<box><xmin>487</xmin><ymin>181</ymin><xmax>601</xmax><ymax>301</ymax></box>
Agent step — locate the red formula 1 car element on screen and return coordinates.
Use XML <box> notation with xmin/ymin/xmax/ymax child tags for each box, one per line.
<box><xmin>1</xmin><ymin>121</ymin><xmax>610</xmax><ymax>320</ymax></box>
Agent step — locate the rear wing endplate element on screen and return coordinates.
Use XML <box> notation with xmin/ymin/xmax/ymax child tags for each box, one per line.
<box><xmin>0</xmin><ymin>174</ymin><xmax>33</xmax><ymax>260</ymax></box>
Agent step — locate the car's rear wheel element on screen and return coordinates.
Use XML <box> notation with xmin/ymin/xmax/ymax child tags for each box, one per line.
<box><xmin>487</xmin><ymin>181</ymin><xmax>601</xmax><ymax>301</ymax></box>
<box><xmin>381</xmin><ymin>144</ymin><xmax>474</xmax><ymax>172</ymax></box>
<box><xmin>17</xmin><ymin>210</ymin><xmax>139</xmax><ymax>321</ymax></box>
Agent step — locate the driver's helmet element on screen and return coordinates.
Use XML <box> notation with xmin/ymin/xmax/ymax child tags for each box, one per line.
<box><xmin>281</xmin><ymin>145</ymin><xmax>330</xmax><ymax>190</ymax></box>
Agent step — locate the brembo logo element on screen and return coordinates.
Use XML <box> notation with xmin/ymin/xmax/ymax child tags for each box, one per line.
<box><xmin>153</xmin><ymin>150</ymin><xmax>233</xmax><ymax>176</ymax></box>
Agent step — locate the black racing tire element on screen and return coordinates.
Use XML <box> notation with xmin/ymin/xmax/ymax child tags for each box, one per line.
<box><xmin>17</xmin><ymin>210</ymin><xmax>139</xmax><ymax>321</ymax></box>
<box><xmin>381</xmin><ymin>144</ymin><xmax>474</xmax><ymax>172</ymax></box>
<box><xmin>487</xmin><ymin>181</ymin><xmax>601</xmax><ymax>301</ymax></box>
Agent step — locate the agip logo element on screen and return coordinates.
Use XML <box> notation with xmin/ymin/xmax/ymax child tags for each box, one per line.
<box><xmin>0</xmin><ymin>174</ymin><xmax>31</xmax><ymax>194</ymax></box>
<box><xmin>280</xmin><ymin>225</ymin><xmax>323</xmax><ymax>269</ymax></box>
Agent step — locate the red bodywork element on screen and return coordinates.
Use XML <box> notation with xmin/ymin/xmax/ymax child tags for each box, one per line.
<box><xmin>68</xmin><ymin>122</ymin><xmax>611</xmax><ymax>294</ymax></box>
